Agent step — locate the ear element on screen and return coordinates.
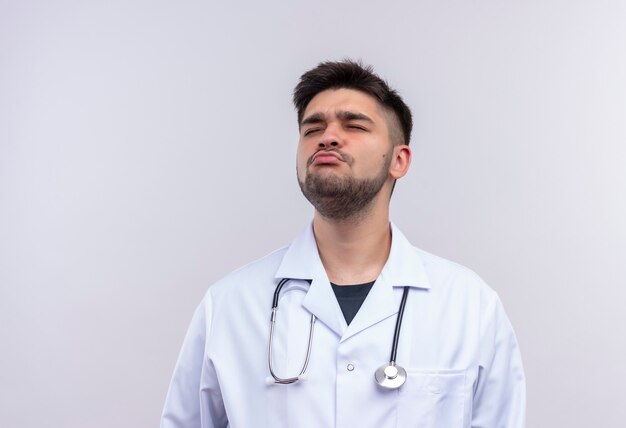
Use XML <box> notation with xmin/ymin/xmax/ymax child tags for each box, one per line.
<box><xmin>389</xmin><ymin>145</ymin><xmax>411</xmax><ymax>180</ymax></box>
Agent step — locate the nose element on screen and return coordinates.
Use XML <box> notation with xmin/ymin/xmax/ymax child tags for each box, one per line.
<box><xmin>318</xmin><ymin>126</ymin><xmax>342</xmax><ymax>149</ymax></box>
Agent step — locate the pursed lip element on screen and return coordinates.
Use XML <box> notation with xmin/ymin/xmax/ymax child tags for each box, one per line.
<box><xmin>310</xmin><ymin>150</ymin><xmax>344</xmax><ymax>165</ymax></box>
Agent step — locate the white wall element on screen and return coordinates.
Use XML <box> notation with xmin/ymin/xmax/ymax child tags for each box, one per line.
<box><xmin>1</xmin><ymin>1</ymin><xmax>624</xmax><ymax>426</ymax></box>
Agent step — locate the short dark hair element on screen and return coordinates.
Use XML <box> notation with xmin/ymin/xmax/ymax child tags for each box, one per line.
<box><xmin>293</xmin><ymin>59</ymin><xmax>413</xmax><ymax>146</ymax></box>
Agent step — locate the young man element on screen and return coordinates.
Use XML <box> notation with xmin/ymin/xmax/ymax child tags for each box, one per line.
<box><xmin>162</xmin><ymin>60</ymin><xmax>526</xmax><ymax>427</ymax></box>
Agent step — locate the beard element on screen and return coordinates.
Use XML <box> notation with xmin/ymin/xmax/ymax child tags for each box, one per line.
<box><xmin>297</xmin><ymin>150</ymin><xmax>392</xmax><ymax>221</ymax></box>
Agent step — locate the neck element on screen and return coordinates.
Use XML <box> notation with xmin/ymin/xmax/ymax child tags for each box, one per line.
<box><xmin>312</xmin><ymin>198</ymin><xmax>391</xmax><ymax>285</ymax></box>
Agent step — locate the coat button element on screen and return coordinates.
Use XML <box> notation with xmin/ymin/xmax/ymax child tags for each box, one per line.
<box><xmin>347</xmin><ymin>364</ymin><xmax>355</xmax><ymax>371</ymax></box>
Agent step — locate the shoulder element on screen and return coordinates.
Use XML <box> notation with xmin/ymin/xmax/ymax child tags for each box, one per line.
<box><xmin>411</xmin><ymin>247</ymin><xmax>512</xmax><ymax>344</ymax></box>
<box><xmin>414</xmin><ymin>246</ymin><xmax>499</xmax><ymax>302</ymax></box>
<box><xmin>204</xmin><ymin>245</ymin><xmax>289</xmax><ymax>300</ymax></box>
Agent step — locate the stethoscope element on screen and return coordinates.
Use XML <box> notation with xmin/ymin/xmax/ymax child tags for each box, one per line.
<box><xmin>267</xmin><ymin>278</ymin><xmax>410</xmax><ymax>389</ymax></box>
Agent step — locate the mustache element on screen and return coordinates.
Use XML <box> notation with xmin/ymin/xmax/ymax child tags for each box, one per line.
<box><xmin>306</xmin><ymin>149</ymin><xmax>353</xmax><ymax>167</ymax></box>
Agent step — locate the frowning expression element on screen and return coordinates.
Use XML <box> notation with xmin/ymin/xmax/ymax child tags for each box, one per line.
<box><xmin>296</xmin><ymin>88</ymin><xmax>395</xmax><ymax>187</ymax></box>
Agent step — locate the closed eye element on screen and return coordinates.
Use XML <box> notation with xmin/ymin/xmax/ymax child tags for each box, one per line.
<box><xmin>303</xmin><ymin>127</ymin><xmax>323</xmax><ymax>136</ymax></box>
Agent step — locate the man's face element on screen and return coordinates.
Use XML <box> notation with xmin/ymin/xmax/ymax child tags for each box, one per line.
<box><xmin>296</xmin><ymin>88</ymin><xmax>396</xmax><ymax>220</ymax></box>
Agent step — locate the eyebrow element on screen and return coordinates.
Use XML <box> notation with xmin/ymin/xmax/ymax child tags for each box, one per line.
<box><xmin>337</xmin><ymin>111</ymin><xmax>374</xmax><ymax>123</ymax></box>
<box><xmin>300</xmin><ymin>110</ymin><xmax>375</xmax><ymax>127</ymax></box>
<box><xmin>301</xmin><ymin>112</ymin><xmax>326</xmax><ymax>127</ymax></box>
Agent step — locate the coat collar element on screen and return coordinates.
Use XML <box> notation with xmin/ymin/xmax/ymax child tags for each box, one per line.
<box><xmin>274</xmin><ymin>221</ymin><xmax>431</xmax><ymax>339</ymax></box>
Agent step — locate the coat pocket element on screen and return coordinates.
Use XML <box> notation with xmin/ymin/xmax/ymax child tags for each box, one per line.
<box><xmin>397</xmin><ymin>368</ymin><xmax>466</xmax><ymax>428</ymax></box>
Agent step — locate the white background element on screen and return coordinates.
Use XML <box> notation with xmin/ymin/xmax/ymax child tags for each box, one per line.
<box><xmin>1</xmin><ymin>1</ymin><xmax>625</xmax><ymax>427</ymax></box>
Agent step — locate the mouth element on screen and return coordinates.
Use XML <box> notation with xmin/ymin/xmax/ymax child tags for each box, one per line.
<box><xmin>309</xmin><ymin>150</ymin><xmax>344</xmax><ymax>166</ymax></box>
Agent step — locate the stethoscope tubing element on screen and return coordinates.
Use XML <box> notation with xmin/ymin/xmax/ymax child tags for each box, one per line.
<box><xmin>390</xmin><ymin>286</ymin><xmax>410</xmax><ymax>364</ymax></box>
<box><xmin>268</xmin><ymin>279</ymin><xmax>316</xmax><ymax>384</ymax></box>
<box><xmin>268</xmin><ymin>278</ymin><xmax>410</xmax><ymax>388</ymax></box>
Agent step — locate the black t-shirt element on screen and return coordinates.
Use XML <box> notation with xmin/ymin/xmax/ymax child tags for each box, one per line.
<box><xmin>330</xmin><ymin>281</ymin><xmax>375</xmax><ymax>325</ymax></box>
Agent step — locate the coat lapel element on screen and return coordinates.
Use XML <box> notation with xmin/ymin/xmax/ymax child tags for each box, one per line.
<box><xmin>341</xmin><ymin>223</ymin><xmax>432</xmax><ymax>342</ymax></box>
<box><xmin>274</xmin><ymin>222</ymin><xmax>433</xmax><ymax>341</ymax></box>
<box><xmin>274</xmin><ymin>223</ymin><xmax>346</xmax><ymax>337</ymax></box>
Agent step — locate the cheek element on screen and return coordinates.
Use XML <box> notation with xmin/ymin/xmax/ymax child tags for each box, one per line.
<box><xmin>296</xmin><ymin>147</ymin><xmax>308</xmax><ymax>177</ymax></box>
<box><xmin>296</xmin><ymin>143</ymin><xmax>310</xmax><ymax>164</ymax></box>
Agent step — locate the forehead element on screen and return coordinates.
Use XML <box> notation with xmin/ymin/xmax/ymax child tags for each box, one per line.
<box><xmin>302</xmin><ymin>88</ymin><xmax>385</xmax><ymax>121</ymax></box>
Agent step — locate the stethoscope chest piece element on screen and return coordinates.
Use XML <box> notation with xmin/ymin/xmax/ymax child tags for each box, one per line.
<box><xmin>375</xmin><ymin>363</ymin><xmax>407</xmax><ymax>389</ymax></box>
<box><xmin>268</xmin><ymin>280</ymin><xmax>412</xmax><ymax>388</ymax></box>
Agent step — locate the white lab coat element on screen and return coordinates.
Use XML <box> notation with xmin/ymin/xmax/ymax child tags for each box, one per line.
<box><xmin>161</xmin><ymin>223</ymin><xmax>526</xmax><ymax>428</ymax></box>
